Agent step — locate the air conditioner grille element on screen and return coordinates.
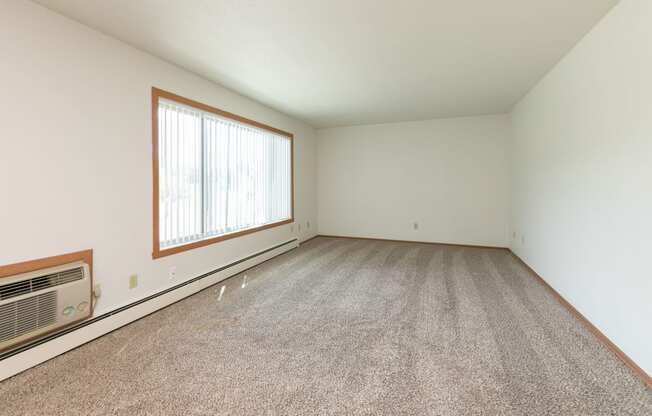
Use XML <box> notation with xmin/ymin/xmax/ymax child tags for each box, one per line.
<box><xmin>0</xmin><ymin>267</ymin><xmax>84</xmax><ymax>301</ymax></box>
<box><xmin>0</xmin><ymin>291</ymin><xmax>58</xmax><ymax>343</ymax></box>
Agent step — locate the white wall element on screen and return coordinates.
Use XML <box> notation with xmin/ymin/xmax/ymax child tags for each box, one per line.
<box><xmin>0</xmin><ymin>0</ymin><xmax>317</xmax><ymax>317</ymax></box>
<box><xmin>317</xmin><ymin>115</ymin><xmax>510</xmax><ymax>247</ymax></box>
<box><xmin>510</xmin><ymin>0</ymin><xmax>652</xmax><ymax>375</ymax></box>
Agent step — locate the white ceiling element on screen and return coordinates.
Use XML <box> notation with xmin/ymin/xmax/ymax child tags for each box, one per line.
<box><xmin>35</xmin><ymin>0</ymin><xmax>618</xmax><ymax>128</ymax></box>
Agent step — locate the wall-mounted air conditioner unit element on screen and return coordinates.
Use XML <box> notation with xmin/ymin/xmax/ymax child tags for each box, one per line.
<box><xmin>0</xmin><ymin>261</ymin><xmax>92</xmax><ymax>352</ymax></box>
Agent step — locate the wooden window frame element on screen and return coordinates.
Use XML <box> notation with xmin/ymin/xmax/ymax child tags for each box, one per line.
<box><xmin>151</xmin><ymin>87</ymin><xmax>294</xmax><ymax>259</ymax></box>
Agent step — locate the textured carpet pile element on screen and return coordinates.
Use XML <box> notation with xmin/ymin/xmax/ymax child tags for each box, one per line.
<box><xmin>1</xmin><ymin>237</ymin><xmax>650</xmax><ymax>415</ymax></box>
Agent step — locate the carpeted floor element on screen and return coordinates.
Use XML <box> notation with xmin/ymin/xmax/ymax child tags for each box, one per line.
<box><xmin>1</xmin><ymin>237</ymin><xmax>651</xmax><ymax>415</ymax></box>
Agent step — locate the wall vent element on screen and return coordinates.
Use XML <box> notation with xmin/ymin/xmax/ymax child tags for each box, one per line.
<box><xmin>0</xmin><ymin>262</ymin><xmax>91</xmax><ymax>352</ymax></box>
<box><xmin>0</xmin><ymin>267</ymin><xmax>84</xmax><ymax>301</ymax></box>
<box><xmin>0</xmin><ymin>291</ymin><xmax>58</xmax><ymax>343</ymax></box>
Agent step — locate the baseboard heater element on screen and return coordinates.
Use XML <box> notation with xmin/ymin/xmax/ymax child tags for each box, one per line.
<box><xmin>0</xmin><ymin>238</ymin><xmax>297</xmax><ymax>364</ymax></box>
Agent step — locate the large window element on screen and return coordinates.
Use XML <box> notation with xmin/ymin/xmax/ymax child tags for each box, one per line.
<box><xmin>152</xmin><ymin>88</ymin><xmax>293</xmax><ymax>258</ymax></box>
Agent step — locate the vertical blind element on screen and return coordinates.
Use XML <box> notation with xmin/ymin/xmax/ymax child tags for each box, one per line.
<box><xmin>158</xmin><ymin>99</ymin><xmax>292</xmax><ymax>249</ymax></box>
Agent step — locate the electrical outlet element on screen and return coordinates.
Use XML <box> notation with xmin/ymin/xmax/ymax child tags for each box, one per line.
<box><xmin>169</xmin><ymin>266</ymin><xmax>177</xmax><ymax>280</ymax></box>
<box><xmin>129</xmin><ymin>274</ymin><xmax>138</xmax><ymax>289</ymax></box>
<box><xmin>413</xmin><ymin>222</ymin><xmax>419</xmax><ymax>230</ymax></box>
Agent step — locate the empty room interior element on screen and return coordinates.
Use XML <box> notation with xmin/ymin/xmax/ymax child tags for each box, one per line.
<box><xmin>1</xmin><ymin>0</ymin><xmax>652</xmax><ymax>414</ymax></box>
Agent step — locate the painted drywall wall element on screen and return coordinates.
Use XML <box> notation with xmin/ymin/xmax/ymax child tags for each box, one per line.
<box><xmin>510</xmin><ymin>0</ymin><xmax>652</xmax><ymax>375</ymax></box>
<box><xmin>317</xmin><ymin>115</ymin><xmax>510</xmax><ymax>247</ymax></box>
<box><xmin>0</xmin><ymin>0</ymin><xmax>317</xmax><ymax>317</ymax></box>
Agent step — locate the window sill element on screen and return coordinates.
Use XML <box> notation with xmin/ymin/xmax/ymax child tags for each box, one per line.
<box><xmin>152</xmin><ymin>218</ymin><xmax>294</xmax><ymax>259</ymax></box>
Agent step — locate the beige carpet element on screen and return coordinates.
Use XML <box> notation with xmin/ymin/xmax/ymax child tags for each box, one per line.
<box><xmin>1</xmin><ymin>237</ymin><xmax>650</xmax><ymax>415</ymax></box>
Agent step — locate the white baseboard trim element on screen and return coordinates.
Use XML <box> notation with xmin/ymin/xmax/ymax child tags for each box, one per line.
<box><xmin>0</xmin><ymin>239</ymin><xmax>298</xmax><ymax>382</ymax></box>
